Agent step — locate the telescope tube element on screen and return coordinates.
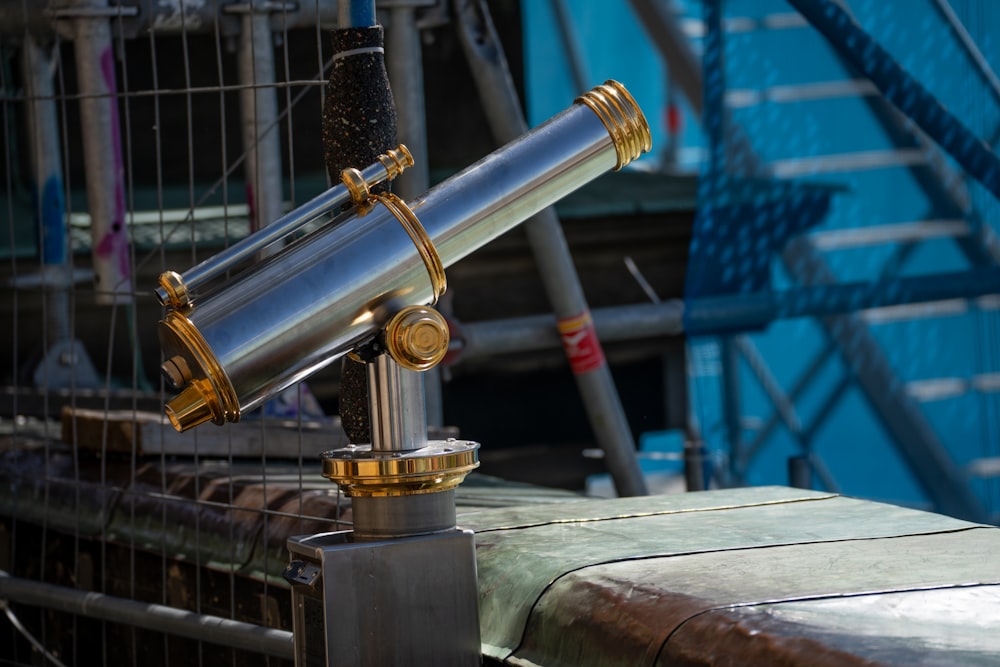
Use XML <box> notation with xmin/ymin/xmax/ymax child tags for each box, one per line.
<box><xmin>158</xmin><ymin>80</ymin><xmax>651</xmax><ymax>431</ymax></box>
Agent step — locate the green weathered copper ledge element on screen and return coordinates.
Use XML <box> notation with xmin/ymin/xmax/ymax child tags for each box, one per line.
<box><xmin>463</xmin><ymin>487</ymin><xmax>1000</xmax><ymax>665</ymax></box>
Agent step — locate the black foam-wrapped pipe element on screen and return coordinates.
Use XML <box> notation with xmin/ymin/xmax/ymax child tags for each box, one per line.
<box><xmin>322</xmin><ymin>24</ymin><xmax>398</xmax><ymax>444</ymax></box>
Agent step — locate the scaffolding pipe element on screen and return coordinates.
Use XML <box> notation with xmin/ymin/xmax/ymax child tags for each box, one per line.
<box><xmin>384</xmin><ymin>5</ymin><xmax>430</xmax><ymax>202</ymax></box>
<box><xmin>70</xmin><ymin>0</ymin><xmax>132</xmax><ymax>304</ymax></box>
<box><xmin>21</xmin><ymin>36</ymin><xmax>71</xmax><ymax>344</ymax></box>
<box><xmin>456</xmin><ymin>300</ymin><xmax>685</xmax><ymax>361</ymax></box>
<box><xmin>742</xmin><ymin>342</ymin><xmax>837</xmax><ymax>475</ymax></box>
<box><xmin>0</xmin><ymin>571</ymin><xmax>295</xmax><ymax>660</ymax></box>
<box><xmin>21</xmin><ymin>35</ymin><xmax>104</xmax><ymax>390</ymax></box>
<box><xmin>453</xmin><ymin>0</ymin><xmax>648</xmax><ymax>497</ymax></box>
<box><xmin>238</xmin><ymin>10</ymin><xmax>285</xmax><ymax>237</ymax></box>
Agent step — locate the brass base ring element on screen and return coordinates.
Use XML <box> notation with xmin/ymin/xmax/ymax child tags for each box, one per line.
<box><xmin>321</xmin><ymin>439</ymin><xmax>479</xmax><ymax>497</ymax></box>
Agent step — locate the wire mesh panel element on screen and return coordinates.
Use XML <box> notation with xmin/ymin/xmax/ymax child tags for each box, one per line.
<box><xmin>11</xmin><ymin>0</ymin><xmax>1000</xmax><ymax>663</ymax></box>
<box><xmin>0</xmin><ymin>4</ymin><xmax>351</xmax><ymax>665</ymax></box>
<box><xmin>0</xmin><ymin>3</ymin><xmax>622</xmax><ymax>663</ymax></box>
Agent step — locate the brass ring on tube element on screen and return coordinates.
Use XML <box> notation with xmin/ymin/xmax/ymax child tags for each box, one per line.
<box><xmin>375</xmin><ymin>192</ymin><xmax>447</xmax><ymax>304</ymax></box>
<box><xmin>340</xmin><ymin>167</ymin><xmax>371</xmax><ymax>209</ymax></box>
<box><xmin>160</xmin><ymin>311</ymin><xmax>241</xmax><ymax>430</ymax></box>
<box><xmin>575</xmin><ymin>80</ymin><xmax>652</xmax><ymax>171</ymax></box>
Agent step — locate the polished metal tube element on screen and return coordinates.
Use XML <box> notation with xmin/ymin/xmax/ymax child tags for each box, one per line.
<box><xmin>154</xmin><ymin>187</ymin><xmax>350</xmax><ymax>306</ymax></box>
<box><xmin>415</xmin><ymin>96</ymin><xmax>645</xmax><ymax>267</ymax></box>
<box><xmin>155</xmin><ymin>146</ymin><xmax>412</xmax><ymax>307</ymax></box>
<box><xmin>159</xmin><ymin>81</ymin><xmax>650</xmax><ymax>431</ymax></box>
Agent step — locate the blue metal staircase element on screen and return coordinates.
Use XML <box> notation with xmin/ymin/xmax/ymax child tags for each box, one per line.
<box><xmin>523</xmin><ymin>0</ymin><xmax>1000</xmax><ymax>521</ymax></box>
<box><xmin>687</xmin><ymin>0</ymin><xmax>1000</xmax><ymax>521</ymax></box>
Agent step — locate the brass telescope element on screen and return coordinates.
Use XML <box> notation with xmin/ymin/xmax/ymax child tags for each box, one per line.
<box><xmin>157</xmin><ymin>80</ymin><xmax>652</xmax><ymax>432</ymax></box>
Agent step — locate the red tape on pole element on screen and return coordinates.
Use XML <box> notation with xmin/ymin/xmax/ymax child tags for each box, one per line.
<box><xmin>557</xmin><ymin>311</ymin><xmax>606</xmax><ymax>375</ymax></box>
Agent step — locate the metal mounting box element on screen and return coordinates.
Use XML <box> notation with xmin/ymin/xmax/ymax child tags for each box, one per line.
<box><xmin>285</xmin><ymin>528</ymin><xmax>481</xmax><ymax>666</ymax></box>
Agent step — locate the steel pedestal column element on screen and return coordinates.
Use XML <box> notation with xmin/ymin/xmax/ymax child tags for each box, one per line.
<box><xmin>285</xmin><ymin>313</ymin><xmax>481</xmax><ymax>666</ymax></box>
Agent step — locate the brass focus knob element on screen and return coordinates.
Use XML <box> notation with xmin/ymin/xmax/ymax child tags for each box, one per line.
<box><xmin>384</xmin><ymin>305</ymin><xmax>449</xmax><ymax>371</ymax></box>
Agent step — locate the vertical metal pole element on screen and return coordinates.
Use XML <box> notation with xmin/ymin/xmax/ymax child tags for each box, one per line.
<box><xmin>719</xmin><ymin>335</ymin><xmax>743</xmax><ymax>485</ymax></box>
<box><xmin>788</xmin><ymin>455</ymin><xmax>813</xmax><ymax>489</ymax></box>
<box><xmin>238</xmin><ymin>9</ymin><xmax>285</xmax><ymax>236</ymax></box>
<box><xmin>384</xmin><ymin>6</ymin><xmax>429</xmax><ymax>202</ymax></box>
<box><xmin>22</xmin><ymin>35</ymin><xmax>101</xmax><ymax>390</ymax></box>
<box><xmin>22</xmin><ymin>36</ymin><xmax>70</xmax><ymax>345</ymax></box>
<box><xmin>71</xmin><ymin>0</ymin><xmax>131</xmax><ymax>304</ymax></box>
<box><xmin>384</xmin><ymin>4</ymin><xmax>444</xmax><ymax>428</ymax></box>
<box><xmin>324</xmin><ymin>1</ymin><xmax>401</xmax><ymax>445</ymax></box>
<box><xmin>453</xmin><ymin>0</ymin><xmax>647</xmax><ymax>496</ymax></box>
<box><xmin>683</xmin><ymin>439</ymin><xmax>708</xmax><ymax>491</ymax></box>
<box><xmin>367</xmin><ymin>354</ymin><xmax>428</xmax><ymax>453</ymax></box>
